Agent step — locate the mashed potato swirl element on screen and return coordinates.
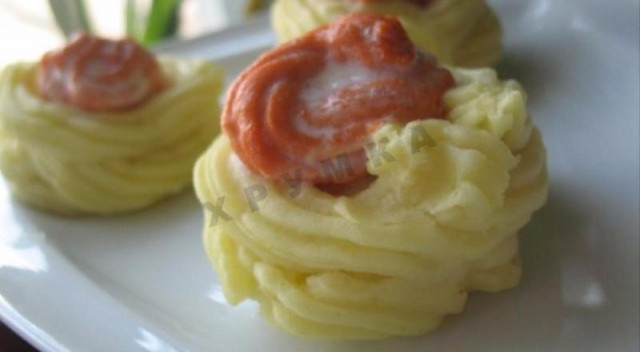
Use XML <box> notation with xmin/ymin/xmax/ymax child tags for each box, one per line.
<box><xmin>271</xmin><ymin>0</ymin><xmax>502</xmax><ymax>67</ymax></box>
<box><xmin>0</xmin><ymin>59</ymin><xmax>223</xmax><ymax>214</ymax></box>
<box><xmin>194</xmin><ymin>68</ymin><xmax>548</xmax><ymax>339</ymax></box>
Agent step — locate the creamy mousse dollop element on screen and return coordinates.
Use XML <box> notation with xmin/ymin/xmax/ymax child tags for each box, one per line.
<box><xmin>223</xmin><ymin>14</ymin><xmax>454</xmax><ymax>185</ymax></box>
<box><xmin>36</xmin><ymin>33</ymin><xmax>166</xmax><ymax>112</ymax></box>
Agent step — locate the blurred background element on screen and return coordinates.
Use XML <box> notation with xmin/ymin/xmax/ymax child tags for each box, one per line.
<box><xmin>0</xmin><ymin>0</ymin><xmax>270</xmax><ymax>349</ymax></box>
<box><xmin>0</xmin><ymin>0</ymin><xmax>272</xmax><ymax>66</ymax></box>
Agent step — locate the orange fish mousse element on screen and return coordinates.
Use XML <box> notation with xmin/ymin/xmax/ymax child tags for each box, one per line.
<box><xmin>36</xmin><ymin>34</ymin><xmax>166</xmax><ymax>113</ymax></box>
<box><xmin>222</xmin><ymin>14</ymin><xmax>455</xmax><ymax>192</ymax></box>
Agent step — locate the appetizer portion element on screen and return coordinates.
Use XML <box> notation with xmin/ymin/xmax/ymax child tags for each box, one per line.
<box><xmin>0</xmin><ymin>34</ymin><xmax>224</xmax><ymax>214</ymax></box>
<box><xmin>195</xmin><ymin>14</ymin><xmax>547</xmax><ymax>339</ymax></box>
<box><xmin>272</xmin><ymin>0</ymin><xmax>502</xmax><ymax>67</ymax></box>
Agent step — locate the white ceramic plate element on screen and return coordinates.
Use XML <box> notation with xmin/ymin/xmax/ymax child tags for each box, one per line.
<box><xmin>1</xmin><ymin>1</ymin><xmax>639</xmax><ymax>351</ymax></box>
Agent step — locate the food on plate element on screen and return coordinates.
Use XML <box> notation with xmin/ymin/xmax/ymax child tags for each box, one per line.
<box><xmin>195</xmin><ymin>14</ymin><xmax>547</xmax><ymax>339</ymax></box>
<box><xmin>0</xmin><ymin>34</ymin><xmax>224</xmax><ymax>214</ymax></box>
<box><xmin>271</xmin><ymin>0</ymin><xmax>502</xmax><ymax>67</ymax></box>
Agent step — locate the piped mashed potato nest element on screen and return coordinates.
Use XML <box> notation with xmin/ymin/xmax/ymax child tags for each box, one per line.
<box><xmin>195</xmin><ymin>68</ymin><xmax>548</xmax><ymax>339</ymax></box>
<box><xmin>0</xmin><ymin>59</ymin><xmax>223</xmax><ymax>214</ymax></box>
<box><xmin>272</xmin><ymin>0</ymin><xmax>502</xmax><ymax>67</ymax></box>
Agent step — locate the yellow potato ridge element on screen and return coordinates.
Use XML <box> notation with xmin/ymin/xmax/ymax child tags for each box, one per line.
<box><xmin>195</xmin><ymin>68</ymin><xmax>548</xmax><ymax>339</ymax></box>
